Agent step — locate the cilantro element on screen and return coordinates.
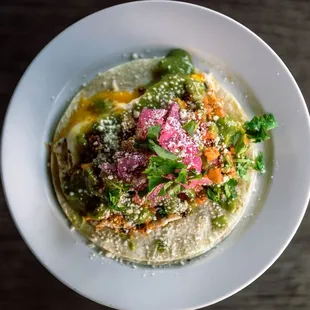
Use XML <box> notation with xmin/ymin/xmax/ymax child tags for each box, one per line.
<box><xmin>232</xmin><ymin>132</ymin><xmax>249</xmax><ymax>155</ymax></box>
<box><xmin>144</xmin><ymin>156</ymin><xmax>187</xmax><ymax>197</ymax></box>
<box><xmin>103</xmin><ymin>180</ymin><xmax>129</xmax><ymax>211</ymax></box>
<box><xmin>175</xmin><ymin>167</ymin><xmax>187</xmax><ymax>184</ymax></box>
<box><xmin>245</xmin><ymin>114</ymin><xmax>277</xmax><ymax>142</ymax></box>
<box><xmin>148</xmin><ymin>140</ymin><xmax>177</xmax><ymax>160</ymax></box>
<box><xmin>206</xmin><ymin>179</ymin><xmax>238</xmax><ymax>212</ymax></box>
<box><xmin>183</xmin><ymin>120</ymin><xmax>198</xmax><ymax>136</ymax></box>
<box><xmin>160</xmin><ymin>182</ymin><xmax>183</xmax><ymax>197</ymax></box>
<box><xmin>147</xmin><ymin>124</ymin><xmax>162</xmax><ymax>141</ymax></box>
<box><xmin>109</xmin><ymin>189</ymin><xmax>120</xmax><ymax>206</ymax></box>
<box><xmin>236</xmin><ymin>159</ymin><xmax>253</xmax><ymax>180</ymax></box>
<box><xmin>144</xmin><ymin>156</ymin><xmax>185</xmax><ymax>177</ymax></box>
<box><xmin>253</xmin><ymin>152</ymin><xmax>265</xmax><ymax>173</ymax></box>
<box><xmin>133</xmin><ymin>141</ymin><xmax>152</xmax><ymax>150</ymax></box>
<box><xmin>206</xmin><ymin>187</ymin><xmax>221</xmax><ymax>203</ymax></box>
<box><xmin>223</xmin><ymin>179</ymin><xmax>238</xmax><ymax>200</ymax></box>
<box><xmin>235</xmin><ymin>153</ymin><xmax>265</xmax><ymax>178</ymax></box>
<box><xmin>148</xmin><ymin>177</ymin><xmax>167</xmax><ymax>192</ymax></box>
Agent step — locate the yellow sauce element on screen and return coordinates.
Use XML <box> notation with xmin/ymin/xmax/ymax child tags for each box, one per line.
<box><xmin>55</xmin><ymin>90</ymin><xmax>139</xmax><ymax>141</ymax></box>
<box><xmin>190</xmin><ymin>73</ymin><xmax>205</xmax><ymax>82</ymax></box>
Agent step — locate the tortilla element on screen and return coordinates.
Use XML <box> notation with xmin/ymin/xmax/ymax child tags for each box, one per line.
<box><xmin>51</xmin><ymin>57</ymin><xmax>256</xmax><ymax>265</ymax></box>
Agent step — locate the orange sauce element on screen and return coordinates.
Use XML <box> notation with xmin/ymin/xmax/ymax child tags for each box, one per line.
<box><xmin>55</xmin><ymin>90</ymin><xmax>139</xmax><ymax>141</ymax></box>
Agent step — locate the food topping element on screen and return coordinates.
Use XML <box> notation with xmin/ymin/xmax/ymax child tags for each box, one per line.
<box><xmin>58</xmin><ymin>49</ymin><xmax>277</xmax><ymax>237</ymax></box>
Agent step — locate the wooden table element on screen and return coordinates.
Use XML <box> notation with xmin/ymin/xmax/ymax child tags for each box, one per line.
<box><xmin>1</xmin><ymin>1</ymin><xmax>309</xmax><ymax>309</ymax></box>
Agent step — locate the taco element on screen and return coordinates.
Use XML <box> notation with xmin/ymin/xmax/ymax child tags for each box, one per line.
<box><xmin>51</xmin><ymin>49</ymin><xmax>276</xmax><ymax>265</ymax></box>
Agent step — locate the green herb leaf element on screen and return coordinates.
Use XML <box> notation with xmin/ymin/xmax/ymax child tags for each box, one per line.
<box><xmin>144</xmin><ymin>156</ymin><xmax>185</xmax><ymax>177</ymax></box>
<box><xmin>206</xmin><ymin>187</ymin><xmax>221</xmax><ymax>203</ymax></box>
<box><xmin>109</xmin><ymin>189</ymin><xmax>120</xmax><ymax>206</ymax></box>
<box><xmin>235</xmin><ymin>153</ymin><xmax>265</xmax><ymax>178</ymax></box>
<box><xmin>158</xmin><ymin>181</ymin><xmax>173</xmax><ymax>196</ymax></box>
<box><xmin>175</xmin><ymin>168</ymin><xmax>187</xmax><ymax>184</ymax></box>
<box><xmin>236</xmin><ymin>160</ymin><xmax>253</xmax><ymax>179</ymax></box>
<box><xmin>148</xmin><ymin>177</ymin><xmax>167</xmax><ymax>192</ymax></box>
<box><xmin>147</xmin><ymin>124</ymin><xmax>162</xmax><ymax>141</ymax></box>
<box><xmin>148</xmin><ymin>140</ymin><xmax>177</xmax><ymax>160</ymax></box>
<box><xmin>245</xmin><ymin>114</ymin><xmax>277</xmax><ymax>142</ymax></box>
<box><xmin>206</xmin><ymin>179</ymin><xmax>238</xmax><ymax>212</ymax></box>
<box><xmin>223</xmin><ymin>179</ymin><xmax>238</xmax><ymax>200</ymax></box>
<box><xmin>167</xmin><ymin>183</ymin><xmax>183</xmax><ymax>196</ymax></box>
<box><xmin>253</xmin><ymin>152</ymin><xmax>265</xmax><ymax>173</ymax></box>
<box><xmin>158</xmin><ymin>186</ymin><xmax>165</xmax><ymax>196</ymax></box>
<box><xmin>232</xmin><ymin>132</ymin><xmax>249</xmax><ymax>155</ymax></box>
<box><xmin>183</xmin><ymin>120</ymin><xmax>198</xmax><ymax>136</ymax></box>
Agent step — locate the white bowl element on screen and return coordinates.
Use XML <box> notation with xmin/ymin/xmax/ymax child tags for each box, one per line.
<box><xmin>2</xmin><ymin>1</ymin><xmax>310</xmax><ymax>309</ymax></box>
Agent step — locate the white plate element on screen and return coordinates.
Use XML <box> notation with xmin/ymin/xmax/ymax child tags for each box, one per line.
<box><xmin>2</xmin><ymin>1</ymin><xmax>310</xmax><ymax>309</ymax></box>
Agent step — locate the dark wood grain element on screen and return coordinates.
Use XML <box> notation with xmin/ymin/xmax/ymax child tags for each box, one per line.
<box><xmin>0</xmin><ymin>0</ymin><xmax>309</xmax><ymax>309</ymax></box>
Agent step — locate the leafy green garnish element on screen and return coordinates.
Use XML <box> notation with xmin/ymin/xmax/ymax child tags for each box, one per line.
<box><xmin>109</xmin><ymin>189</ymin><xmax>120</xmax><ymax>206</ymax></box>
<box><xmin>175</xmin><ymin>167</ymin><xmax>187</xmax><ymax>184</ymax></box>
<box><xmin>183</xmin><ymin>120</ymin><xmax>198</xmax><ymax>136</ymax></box>
<box><xmin>236</xmin><ymin>159</ymin><xmax>253</xmax><ymax>180</ymax></box>
<box><xmin>103</xmin><ymin>180</ymin><xmax>129</xmax><ymax>211</ymax></box>
<box><xmin>144</xmin><ymin>153</ymin><xmax>187</xmax><ymax>196</ymax></box>
<box><xmin>235</xmin><ymin>152</ymin><xmax>265</xmax><ymax>179</ymax></box>
<box><xmin>144</xmin><ymin>156</ymin><xmax>185</xmax><ymax>178</ymax></box>
<box><xmin>147</xmin><ymin>124</ymin><xmax>162</xmax><ymax>141</ymax></box>
<box><xmin>158</xmin><ymin>182</ymin><xmax>183</xmax><ymax>197</ymax></box>
<box><xmin>148</xmin><ymin>177</ymin><xmax>167</xmax><ymax>192</ymax></box>
<box><xmin>231</xmin><ymin>132</ymin><xmax>249</xmax><ymax>155</ymax></box>
<box><xmin>253</xmin><ymin>152</ymin><xmax>265</xmax><ymax>173</ymax></box>
<box><xmin>207</xmin><ymin>179</ymin><xmax>238</xmax><ymax>212</ymax></box>
<box><xmin>245</xmin><ymin>114</ymin><xmax>277</xmax><ymax>142</ymax></box>
<box><xmin>223</xmin><ymin>179</ymin><xmax>238</xmax><ymax>200</ymax></box>
<box><xmin>148</xmin><ymin>140</ymin><xmax>177</xmax><ymax>160</ymax></box>
<box><xmin>212</xmin><ymin>215</ymin><xmax>227</xmax><ymax>229</ymax></box>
